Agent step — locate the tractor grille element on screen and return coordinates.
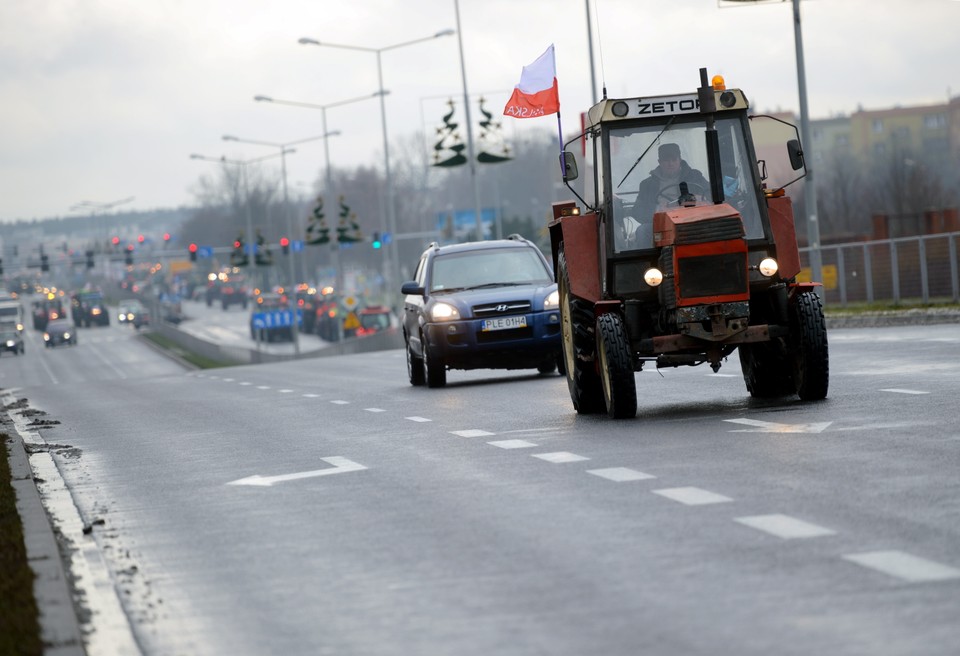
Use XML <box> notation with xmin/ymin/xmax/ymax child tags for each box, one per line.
<box><xmin>677</xmin><ymin>252</ymin><xmax>747</xmax><ymax>299</ymax></box>
<box><xmin>472</xmin><ymin>300</ymin><xmax>531</xmax><ymax>317</ymax></box>
<box><xmin>675</xmin><ymin>217</ymin><xmax>744</xmax><ymax>245</ymax></box>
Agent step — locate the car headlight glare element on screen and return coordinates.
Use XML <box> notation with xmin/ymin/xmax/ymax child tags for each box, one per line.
<box><xmin>63</xmin><ymin>332</ymin><xmax>71</xmax><ymax>339</ymax></box>
<box><xmin>544</xmin><ymin>289</ymin><xmax>560</xmax><ymax>309</ymax></box>
<box><xmin>5</xmin><ymin>340</ymin><xmax>14</xmax><ymax>347</ymax></box>
<box><xmin>758</xmin><ymin>257</ymin><xmax>779</xmax><ymax>277</ymax></box>
<box><xmin>643</xmin><ymin>268</ymin><xmax>664</xmax><ymax>287</ymax></box>
<box><xmin>430</xmin><ymin>303</ymin><xmax>460</xmax><ymax>321</ymax></box>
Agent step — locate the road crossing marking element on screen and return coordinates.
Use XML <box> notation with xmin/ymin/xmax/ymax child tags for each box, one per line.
<box><xmin>532</xmin><ymin>452</ymin><xmax>590</xmax><ymax>464</ymax></box>
<box><xmin>488</xmin><ymin>439</ymin><xmax>538</xmax><ymax>449</ymax></box>
<box><xmin>303</xmin><ymin>393</ymin><xmax>320</xmax><ymax>398</ymax></box>
<box><xmin>405</xmin><ymin>416</ymin><xmax>432</xmax><ymax>423</ymax></box>
<box><xmin>734</xmin><ymin>514</ymin><xmax>836</xmax><ymax>539</ymax></box>
<box><xmin>239</xmin><ymin>382</ymin><xmax>252</xmax><ymax>386</ymax></box>
<box><xmin>587</xmin><ymin>467</ymin><xmax>655</xmax><ymax>482</ymax></box>
<box><xmin>842</xmin><ymin>550</ymin><xmax>960</xmax><ymax>583</ymax></box>
<box><xmin>653</xmin><ymin>487</ymin><xmax>733</xmax><ymax>505</ymax></box>
<box><xmin>879</xmin><ymin>388</ymin><xmax>929</xmax><ymax>395</ymax></box>
<box><xmin>278</xmin><ymin>389</ymin><xmax>294</xmax><ymax>393</ymax></box>
<box><xmin>256</xmin><ymin>385</ymin><xmax>270</xmax><ymax>390</ymax></box>
<box><xmin>451</xmin><ymin>429</ymin><xmax>495</xmax><ymax>438</ymax></box>
<box><xmin>364</xmin><ymin>408</ymin><xmax>386</xmax><ymax>413</ymax></box>
<box><xmin>330</xmin><ymin>400</ymin><xmax>350</xmax><ymax>405</ymax></box>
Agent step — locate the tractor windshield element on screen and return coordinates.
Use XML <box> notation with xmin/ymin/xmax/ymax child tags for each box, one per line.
<box><xmin>609</xmin><ymin>115</ymin><xmax>763</xmax><ymax>253</ymax></box>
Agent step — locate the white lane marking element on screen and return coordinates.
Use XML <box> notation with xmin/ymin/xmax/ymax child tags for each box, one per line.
<box><xmin>880</xmin><ymin>388</ymin><xmax>929</xmax><ymax>395</ymax></box>
<box><xmin>35</xmin><ymin>346</ymin><xmax>60</xmax><ymax>384</ymax></box>
<box><xmin>587</xmin><ymin>467</ymin><xmax>656</xmax><ymax>482</ymax></box>
<box><xmin>86</xmin><ymin>341</ymin><xmax>128</xmax><ymax>379</ymax></box>
<box><xmin>488</xmin><ymin>439</ymin><xmax>538</xmax><ymax>449</ymax></box>
<box><xmin>495</xmin><ymin>427</ymin><xmax>570</xmax><ymax>434</ymax></box>
<box><xmin>451</xmin><ymin>429</ymin><xmax>495</xmax><ymax>438</ymax></box>
<box><xmin>256</xmin><ymin>385</ymin><xmax>270</xmax><ymax>390</ymax></box>
<box><xmin>278</xmin><ymin>389</ymin><xmax>294</xmax><ymax>394</ymax></box>
<box><xmin>239</xmin><ymin>382</ymin><xmax>252</xmax><ymax>386</ymax></box>
<box><xmin>330</xmin><ymin>400</ymin><xmax>350</xmax><ymax>405</ymax></box>
<box><xmin>725</xmin><ymin>418</ymin><xmax>833</xmax><ymax>433</ymax></box>
<box><xmin>222</xmin><ymin>378</ymin><xmax>235</xmax><ymax>382</ymax></box>
<box><xmin>227</xmin><ymin>456</ymin><xmax>367</xmax><ymax>487</ymax></box>
<box><xmin>532</xmin><ymin>451</ymin><xmax>590</xmax><ymax>464</ymax></box>
<box><xmin>365</xmin><ymin>408</ymin><xmax>386</xmax><ymax>413</ymax></box>
<box><xmin>653</xmin><ymin>487</ymin><xmax>733</xmax><ymax>505</ymax></box>
<box><xmin>842</xmin><ymin>550</ymin><xmax>960</xmax><ymax>583</ymax></box>
<box><xmin>303</xmin><ymin>393</ymin><xmax>320</xmax><ymax>398</ymax></box>
<box><xmin>734</xmin><ymin>514</ymin><xmax>836</xmax><ymax>539</ymax></box>
<box><xmin>405</xmin><ymin>416</ymin><xmax>432</xmax><ymax>423</ymax></box>
<box><xmin>707</xmin><ymin>373</ymin><xmax>738</xmax><ymax>377</ymax></box>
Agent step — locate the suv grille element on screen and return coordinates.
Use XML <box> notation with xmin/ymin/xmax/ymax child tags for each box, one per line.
<box><xmin>472</xmin><ymin>300</ymin><xmax>531</xmax><ymax>317</ymax></box>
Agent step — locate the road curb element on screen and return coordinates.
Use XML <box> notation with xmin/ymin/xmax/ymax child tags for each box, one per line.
<box><xmin>825</xmin><ymin>310</ymin><xmax>960</xmax><ymax>329</ymax></box>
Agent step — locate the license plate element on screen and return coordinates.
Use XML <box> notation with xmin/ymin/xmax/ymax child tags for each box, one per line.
<box><xmin>481</xmin><ymin>315</ymin><xmax>527</xmax><ymax>331</ymax></box>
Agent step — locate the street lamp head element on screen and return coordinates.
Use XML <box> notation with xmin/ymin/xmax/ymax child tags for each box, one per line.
<box><xmin>222</xmin><ymin>135</ymin><xmax>239</xmax><ymax>142</ymax></box>
<box><xmin>435</xmin><ymin>28</ymin><xmax>456</xmax><ymax>37</ymax></box>
<box><xmin>298</xmin><ymin>37</ymin><xmax>320</xmax><ymax>46</ymax></box>
<box><xmin>254</xmin><ymin>95</ymin><xmax>273</xmax><ymax>102</ymax></box>
<box><xmin>373</xmin><ymin>89</ymin><xmax>391</xmax><ymax>97</ymax></box>
<box><xmin>189</xmin><ymin>154</ymin><xmax>203</xmax><ymax>160</ymax></box>
<box><xmin>328</xmin><ymin>129</ymin><xmax>343</xmax><ymax>138</ymax></box>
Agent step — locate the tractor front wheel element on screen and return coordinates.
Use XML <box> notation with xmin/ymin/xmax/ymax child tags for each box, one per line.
<box><xmin>790</xmin><ymin>291</ymin><xmax>829</xmax><ymax>400</ymax></box>
<box><xmin>738</xmin><ymin>341</ymin><xmax>794</xmax><ymax>398</ymax></box>
<box><xmin>558</xmin><ymin>247</ymin><xmax>604</xmax><ymax>414</ymax></box>
<box><xmin>596</xmin><ymin>312</ymin><xmax>637</xmax><ymax>419</ymax></box>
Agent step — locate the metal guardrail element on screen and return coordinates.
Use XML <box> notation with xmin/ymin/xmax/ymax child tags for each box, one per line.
<box><xmin>800</xmin><ymin>232</ymin><xmax>960</xmax><ymax>306</ymax></box>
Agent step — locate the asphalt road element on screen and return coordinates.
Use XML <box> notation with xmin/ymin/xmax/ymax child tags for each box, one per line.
<box><xmin>4</xmin><ymin>321</ymin><xmax>960</xmax><ymax>655</ymax></box>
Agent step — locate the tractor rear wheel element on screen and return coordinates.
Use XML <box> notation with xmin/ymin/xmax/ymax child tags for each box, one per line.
<box><xmin>558</xmin><ymin>247</ymin><xmax>604</xmax><ymax>414</ymax></box>
<box><xmin>596</xmin><ymin>312</ymin><xmax>637</xmax><ymax>419</ymax></box>
<box><xmin>738</xmin><ymin>341</ymin><xmax>794</xmax><ymax>398</ymax></box>
<box><xmin>790</xmin><ymin>291</ymin><xmax>829</xmax><ymax>400</ymax></box>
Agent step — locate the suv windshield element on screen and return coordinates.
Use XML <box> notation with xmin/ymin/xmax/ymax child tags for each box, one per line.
<box><xmin>608</xmin><ymin>115</ymin><xmax>763</xmax><ymax>252</ymax></box>
<box><xmin>429</xmin><ymin>248</ymin><xmax>551</xmax><ymax>292</ymax></box>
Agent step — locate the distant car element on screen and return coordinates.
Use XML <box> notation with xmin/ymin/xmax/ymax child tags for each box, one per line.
<box><xmin>0</xmin><ymin>328</ymin><xmax>24</xmax><ymax>356</ymax></box>
<box><xmin>401</xmin><ymin>235</ymin><xmax>563</xmax><ymax>388</ymax></box>
<box><xmin>44</xmin><ymin>319</ymin><xmax>77</xmax><ymax>348</ymax></box>
<box><xmin>71</xmin><ymin>290</ymin><xmax>110</xmax><ymax>327</ymax></box>
<box><xmin>250</xmin><ymin>292</ymin><xmax>294</xmax><ymax>342</ymax></box>
<box><xmin>118</xmin><ymin>300</ymin><xmax>149</xmax><ymax>328</ymax></box>
<box><xmin>33</xmin><ymin>298</ymin><xmax>65</xmax><ymax>331</ymax></box>
<box><xmin>354</xmin><ymin>305</ymin><xmax>393</xmax><ymax>337</ymax></box>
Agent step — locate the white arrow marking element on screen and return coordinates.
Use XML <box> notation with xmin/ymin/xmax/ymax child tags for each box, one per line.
<box><xmin>724</xmin><ymin>418</ymin><xmax>833</xmax><ymax>433</ymax></box>
<box><xmin>227</xmin><ymin>456</ymin><xmax>367</xmax><ymax>487</ymax></box>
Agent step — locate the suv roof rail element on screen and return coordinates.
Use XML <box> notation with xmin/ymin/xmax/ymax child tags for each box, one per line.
<box><xmin>506</xmin><ymin>233</ymin><xmax>527</xmax><ymax>242</ymax></box>
<box><xmin>427</xmin><ymin>241</ymin><xmax>440</xmax><ymax>250</ymax></box>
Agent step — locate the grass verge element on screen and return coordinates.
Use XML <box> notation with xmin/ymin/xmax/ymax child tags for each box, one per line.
<box><xmin>824</xmin><ymin>299</ymin><xmax>960</xmax><ymax>315</ymax></box>
<box><xmin>141</xmin><ymin>332</ymin><xmax>237</xmax><ymax>369</ymax></box>
<box><xmin>0</xmin><ymin>434</ymin><xmax>43</xmax><ymax>656</ymax></box>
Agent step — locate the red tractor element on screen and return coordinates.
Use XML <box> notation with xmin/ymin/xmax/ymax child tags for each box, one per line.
<box><xmin>550</xmin><ymin>68</ymin><xmax>828</xmax><ymax>418</ymax></box>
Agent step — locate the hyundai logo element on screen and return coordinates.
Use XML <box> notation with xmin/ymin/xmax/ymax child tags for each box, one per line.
<box><xmin>495</xmin><ymin>304</ymin><xmax>509</xmax><ymax>312</ymax></box>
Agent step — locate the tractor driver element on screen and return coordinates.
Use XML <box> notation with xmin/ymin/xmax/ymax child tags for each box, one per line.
<box><xmin>634</xmin><ymin>142</ymin><xmax>709</xmax><ymax>222</ymax></box>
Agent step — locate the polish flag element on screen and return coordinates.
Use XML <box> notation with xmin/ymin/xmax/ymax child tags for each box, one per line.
<box><xmin>503</xmin><ymin>45</ymin><xmax>560</xmax><ymax>119</ymax></box>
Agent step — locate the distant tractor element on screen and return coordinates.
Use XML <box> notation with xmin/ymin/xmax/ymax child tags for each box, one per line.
<box><xmin>550</xmin><ymin>68</ymin><xmax>828</xmax><ymax>418</ymax></box>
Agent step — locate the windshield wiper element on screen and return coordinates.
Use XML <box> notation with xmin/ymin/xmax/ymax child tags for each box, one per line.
<box><xmin>617</xmin><ymin>116</ymin><xmax>677</xmax><ymax>189</ymax></box>
<box><xmin>461</xmin><ymin>282</ymin><xmax>530</xmax><ymax>290</ymax></box>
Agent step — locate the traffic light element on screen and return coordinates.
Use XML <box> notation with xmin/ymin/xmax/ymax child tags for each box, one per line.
<box><xmin>86</xmin><ymin>250</ymin><xmax>95</xmax><ymax>268</ymax></box>
<box><xmin>0</xmin><ymin>258</ymin><xmax>3</xmax><ymax>276</ymax></box>
<box><xmin>280</xmin><ymin>237</ymin><xmax>290</xmax><ymax>255</ymax></box>
<box><xmin>371</xmin><ymin>232</ymin><xmax>382</xmax><ymax>249</ymax></box>
<box><xmin>40</xmin><ymin>254</ymin><xmax>49</xmax><ymax>272</ymax></box>
<box><xmin>137</xmin><ymin>234</ymin><xmax>145</xmax><ymax>244</ymax></box>
<box><xmin>124</xmin><ymin>245</ymin><xmax>134</xmax><ymax>266</ymax></box>
<box><xmin>111</xmin><ymin>236</ymin><xmax>120</xmax><ymax>249</ymax></box>
<box><xmin>255</xmin><ymin>232</ymin><xmax>272</xmax><ymax>266</ymax></box>
<box><xmin>230</xmin><ymin>236</ymin><xmax>248</xmax><ymax>267</ymax></box>
<box><xmin>163</xmin><ymin>232</ymin><xmax>171</xmax><ymax>243</ymax></box>
<box><xmin>188</xmin><ymin>243</ymin><xmax>198</xmax><ymax>262</ymax></box>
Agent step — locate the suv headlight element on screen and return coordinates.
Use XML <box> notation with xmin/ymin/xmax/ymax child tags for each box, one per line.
<box><xmin>544</xmin><ymin>290</ymin><xmax>560</xmax><ymax>309</ymax></box>
<box><xmin>430</xmin><ymin>303</ymin><xmax>460</xmax><ymax>321</ymax></box>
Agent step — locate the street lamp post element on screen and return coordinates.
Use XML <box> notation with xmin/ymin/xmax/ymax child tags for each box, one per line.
<box><xmin>221</xmin><ymin>132</ymin><xmax>340</xmax><ymax>355</ymax></box>
<box><xmin>298</xmin><ymin>28</ymin><xmax>455</xmax><ymax>297</ymax></box>
<box><xmin>190</xmin><ymin>150</ymin><xmax>293</xmax><ymax>348</ymax></box>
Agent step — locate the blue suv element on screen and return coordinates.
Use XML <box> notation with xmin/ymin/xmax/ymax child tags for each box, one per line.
<box><xmin>401</xmin><ymin>236</ymin><xmax>563</xmax><ymax>387</ymax></box>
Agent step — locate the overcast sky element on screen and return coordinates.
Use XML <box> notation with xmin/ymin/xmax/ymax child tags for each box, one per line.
<box><xmin>1</xmin><ymin>0</ymin><xmax>957</xmax><ymax>223</ymax></box>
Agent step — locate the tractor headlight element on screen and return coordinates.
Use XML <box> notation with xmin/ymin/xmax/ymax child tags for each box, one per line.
<box><xmin>643</xmin><ymin>268</ymin><xmax>664</xmax><ymax>287</ymax></box>
<box><xmin>758</xmin><ymin>257</ymin><xmax>779</xmax><ymax>277</ymax></box>
<box><xmin>544</xmin><ymin>290</ymin><xmax>560</xmax><ymax>309</ymax></box>
<box><xmin>430</xmin><ymin>303</ymin><xmax>460</xmax><ymax>321</ymax></box>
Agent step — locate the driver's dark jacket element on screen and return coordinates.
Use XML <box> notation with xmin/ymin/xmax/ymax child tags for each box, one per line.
<box><xmin>635</xmin><ymin>160</ymin><xmax>709</xmax><ymax>220</ymax></box>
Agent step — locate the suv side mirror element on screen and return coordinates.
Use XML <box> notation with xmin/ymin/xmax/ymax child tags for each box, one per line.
<box><xmin>787</xmin><ymin>139</ymin><xmax>804</xmax><ymax>171</ymax></box>
<box><xmin>560</xmin><ymin>151</ymin><xmax>578</xmax><ymax>182</ymax></box>
<box><xmin>401</xmin><ymin>281</ymin><xmax>424</xmax><ymax>296</ymax></box>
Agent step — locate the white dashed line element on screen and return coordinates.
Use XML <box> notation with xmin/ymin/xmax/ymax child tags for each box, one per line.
<box><xmin>330</xmin><ymin>400</ymin><xmax>350</xmax><ymax>405</ymax></box>
<box><xmin>451</xmin><ymin>429</ymin><xmax>496</xmax><ymax>438</ymax></box>
<box><xmin>405</xmin><ymin>416</ymin><xmax>432</xmax><ymax>423</ymax></box>
<box><xmin>278</xmin><ymin>389</ymin><xmax>294</xmax><ymax>394</ymax></box>
<box><xmin>303</xmin><ymin>394</ymin><xmax>320</xmax><ymax>398</ymax></box>
<box><xmin>587</xmin><ymin>467</ymin><xmax>656</xmax><ymax>482</ymax></box>
<box><xmin>488</xmin><ymin>439</ymin><xmax>538</xmax><ymax>449</ymax></box>
<box><xmin>257</xmin><ymin>386</ymin><xmax>270</xmax><ymax>390</ymax></box>
<box><xmin>239</xmin><ymin>382</ymin><xmax>252</xmax><ymax>386</ymax></box>
<box><xmin>734</xmin><ymin>514</ymin><xmax>836</xmax><ymax>539</ymax></box>
<box><xmin>365</xmin><ymin>408</ymin><xmax>386</xmax><ymax>413</ymax></box>
<box><xmin>222</xmin><ymin>378</ymin><xmax>235</xmax><ymax>382</ymax></box>
<box><xmin>653</xmin><ymin>487</ymin><xmax>733</xmax><ymax>506</ymax></box>
<box><xmin>532</xmin><ymin>452</ymin><xmax>590</xmax><ymax>464</ymax></box>
<box><xmin>880</xmin><ymin>388</ymin><xmax>929</xmax><ymax>395</ymax></box>
<box><xmin>843</xmin><ymin>550</ymin><xmax>960</xmax><ymax>583</ymax></box>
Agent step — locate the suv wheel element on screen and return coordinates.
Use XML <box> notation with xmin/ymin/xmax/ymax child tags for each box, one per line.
<box><xmin>406</xmin><ymin>337</ymin><xmax>425</xmax><ymax>386</ymax></box>
<box><xmin>422</xmin><ymin>334</ymin><xmax>446</xmax><ymax>388</ymax></box>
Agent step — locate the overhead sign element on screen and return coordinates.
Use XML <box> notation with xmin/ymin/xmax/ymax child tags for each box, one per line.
<box><xmin>291</xmin><ymin>240</ymin><xmax>304</xmax><ymax>253</ymax></box>
<box><xmin>251</xmin><ymin>310</ymin><xmax>299</xmax><ymax>329</ymax></box>
<box><xmin>198</xmin><ymin>246</ymin><xmax>214</xmax><ymax>259</ymax></box>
